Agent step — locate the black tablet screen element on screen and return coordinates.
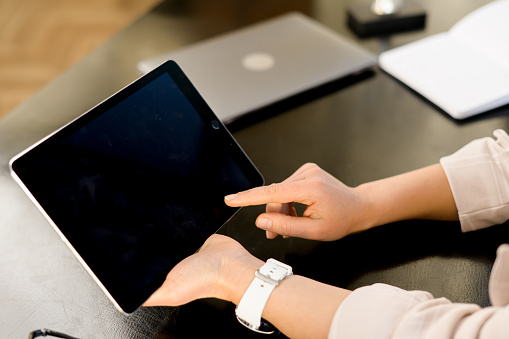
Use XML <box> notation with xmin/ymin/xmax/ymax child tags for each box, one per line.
<box><xmin>11</xmin><ymin>62</ymin><xmax>263</xmax><ymax>313</ymax></box>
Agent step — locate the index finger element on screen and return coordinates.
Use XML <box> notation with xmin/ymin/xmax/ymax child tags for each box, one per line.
<box><xmin>224</xmin><ymin>181</ymin><xmax>309</xmax><ymax>207</ymax></box>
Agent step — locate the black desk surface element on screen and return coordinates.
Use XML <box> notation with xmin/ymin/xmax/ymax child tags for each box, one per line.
<box><xmin>1</xmin><ymin>0</ymin><xmax>508</xmax><ymax>338</ymax></box>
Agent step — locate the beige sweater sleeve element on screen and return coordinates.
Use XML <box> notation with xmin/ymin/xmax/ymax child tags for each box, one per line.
<box><xmin>329</xmin><ymin>246</ymin><xmax>509</xmax><ymax>339</ymax></box>
<box><xmin>328</xmin><ymin>130</ymin><xmax>509</xmax><ymax>339</ymax></box>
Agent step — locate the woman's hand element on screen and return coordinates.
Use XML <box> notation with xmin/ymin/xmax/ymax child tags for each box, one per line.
<box><xmin>225</xmin><ymin>162</ymin><xmax>458</xmax><ymax>241</ymax></box>
<box><xmin>225</xmin><ymin>163</ymin><xmax>373</xmax><ymax>241</ymax></box>
<box><xmin>144</xmin><ymin>233</ymin><xmax>352</xmax><ymax>339</ymax></box>
<box><xmin>144</xmin><ymin>234</ymin><xmax>263</xmax><ymax>307</ymax></box>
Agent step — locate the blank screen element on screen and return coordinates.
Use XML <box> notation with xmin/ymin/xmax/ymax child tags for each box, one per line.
<box><xmin>12</xmin><ymin>69</ymin><xmax>262</xmax><ymax>312</ymax></box>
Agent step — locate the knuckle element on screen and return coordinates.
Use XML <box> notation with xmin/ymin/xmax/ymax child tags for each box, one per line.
<box><xmin>302</xmin><ymin>162</ymin><xmax>319</xmax><ymax>171</ymax></box>
<box><xmin>301</xmin><ymin>163</ymin><xmax>324</xmax><ymax>179</ymax></box>
<box><xmin>308</xmin><ymin>175</ymin><xmax>327</xmax><ymax>190</ymax></box>
<box><xmin>278</xmin><ymin>217</ymin><xmax>293</xmax><ymax>237</ymax></box>
<box><xmin>308</xmin><ymin>164</ymin><xmax>323</xmax><ymax>176</ymax></box>
<box><xmin>264</xmin><ymin>183</ymin><xmax>281</xmax><ymax>197</ymax></box>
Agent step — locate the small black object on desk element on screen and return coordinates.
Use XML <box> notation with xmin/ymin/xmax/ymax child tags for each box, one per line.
<box><xmin>347</xmin><ymin>0</ymin><xmax>426</xmax><ymax>37</ymax></box>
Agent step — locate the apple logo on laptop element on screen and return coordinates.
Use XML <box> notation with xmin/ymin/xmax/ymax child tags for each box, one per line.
<box><xmin>242</xmin><ymin>52</ymin><xmax>275</xmax><ymax>72</ymax></box>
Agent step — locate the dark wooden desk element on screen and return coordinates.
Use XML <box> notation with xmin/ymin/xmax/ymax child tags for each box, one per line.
<box><xmin>1</xmin><ymin>0</ymin><xmax>507</xmax><ymax>337</ymax></box>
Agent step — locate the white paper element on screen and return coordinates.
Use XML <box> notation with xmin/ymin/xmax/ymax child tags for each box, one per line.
<box><xmin>379</xmin><ymin>0</ymin><xmax>509</xmax><ymax>119</ymax></box>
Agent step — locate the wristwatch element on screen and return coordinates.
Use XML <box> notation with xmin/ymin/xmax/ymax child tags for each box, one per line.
<box><xmin>235</xmin><ymin>258</ymin><xmax>293</xmax><ymax>334</ymax></box>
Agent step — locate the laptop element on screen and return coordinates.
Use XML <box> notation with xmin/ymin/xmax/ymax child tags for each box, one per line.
<box><xmin>137</xmin><ymin>12</ymin><xmax>376</xmax><ymax>124</ymax></box>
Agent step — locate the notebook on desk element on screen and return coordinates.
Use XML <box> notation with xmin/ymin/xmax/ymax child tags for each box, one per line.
<box><xmin>379</xmin><ymin>0</ymin><xmax>509</xmax><ymax>120</ymax></box>
<box><xmin>137</xmin><ymin>12</ymin><xmax>376</xmax><ymax>124</ymax></box>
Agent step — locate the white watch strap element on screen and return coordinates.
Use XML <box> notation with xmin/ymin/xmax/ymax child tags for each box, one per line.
<box><xmin>236</xmin><ymin>275</ymin><xmax>275</xmax><ymax>330</ymax></box>
<box><xmin>235</xmin><ymin>259</ymin><xmax>292</xmax><ymax>333</ymax></box>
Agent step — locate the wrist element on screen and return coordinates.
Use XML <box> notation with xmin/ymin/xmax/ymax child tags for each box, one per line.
<box><xmin>352</xmin><ymin>183</ymin><xmax>381</xmax><ymax>232</ymax></box>
<box><xmin>235</xmin><ymin>259</ymin><xmax>293</xmax><ymax>333</ymax></box>
<box><xmin>214</xmin><ymin>254</ymin><xmax>264</xmax><ymax>305</ymax></box>
<box><xmin>356</xmin><ymin>164</ymin><xmax>457</xmax><ymax>227</ymax></box>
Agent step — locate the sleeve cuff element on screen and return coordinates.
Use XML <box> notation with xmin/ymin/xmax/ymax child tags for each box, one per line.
<box><xmin>329</xmin><ymin>283</ymin><xmax>502</xmax><ymax>339</ymax></box>
<box><xmin>328</xmin><ymin>283</ymin><xmax>433</xmax><ymax>339</ymax></box>
<box><xmin>440</xmin><ymin>129</ymin><xmax>509</xmax><ymax>232</ymax></box>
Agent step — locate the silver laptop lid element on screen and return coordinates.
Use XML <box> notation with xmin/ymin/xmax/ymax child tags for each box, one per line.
<box><xmin>138</xmin><ymin>12</ymin><xmax>376</xmax><ymax>124</ymax></box>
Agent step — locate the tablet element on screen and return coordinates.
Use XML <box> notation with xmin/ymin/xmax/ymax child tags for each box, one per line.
<box><xmin>9</xmin><ymin>60</ymin><xmax>264</xmax><ymax>314</ymax></box>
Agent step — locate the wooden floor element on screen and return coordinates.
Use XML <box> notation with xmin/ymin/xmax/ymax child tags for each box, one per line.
<box><xmin>0</xmin><ymin>0</ymin><xmax>160</xmax><ymax>119</ymax></box>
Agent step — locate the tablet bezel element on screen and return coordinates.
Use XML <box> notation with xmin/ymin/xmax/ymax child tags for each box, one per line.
<box><xmin>9</xmin><ymin>60</ymin><xmax>264</xmax><ymax>314</ymax></box>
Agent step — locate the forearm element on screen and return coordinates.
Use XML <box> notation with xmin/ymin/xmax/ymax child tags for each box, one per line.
<box><xmin>260</xmin><ymin>164</ymin><xmax>453</xmax><ymax>336</ymax></box>
<box><xmin>264</xmin><ymin>275</ymin><xmax>350</xmax><ymax>338</ymax></box>
<box><xmin>356</xmin><ymin>163</ymin><xmax>458</xmax><ymax>230</ymax></box>
<box><xmin>222</xmin><ymin>258</ymin><xmax>350</xmax><ymax>339</ymax></box>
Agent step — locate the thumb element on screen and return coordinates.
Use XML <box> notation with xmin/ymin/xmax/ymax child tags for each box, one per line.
<box><xmin>255</xmin><ymin>213</ymin><xmax>319</xmax><ymax>240</ymax></box>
